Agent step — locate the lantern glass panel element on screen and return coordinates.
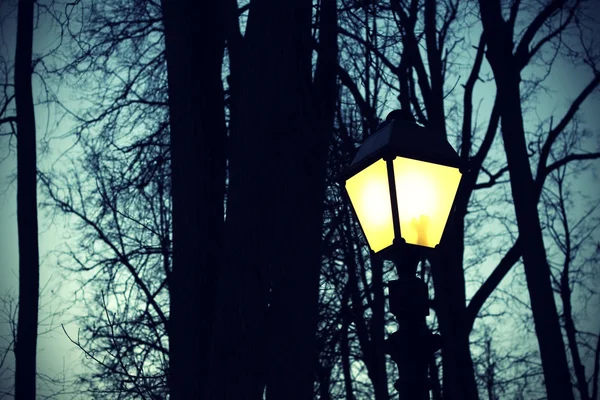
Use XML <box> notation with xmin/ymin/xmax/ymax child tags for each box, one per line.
<box><xmin>345</xmin><ymin>159</ymin><xmax>395</xmax><ymax>252</ymax></box>
<box><xmin>393</xmin><ymin>157</ymin><xmax>462</xmax><ymax>248</ymax></box>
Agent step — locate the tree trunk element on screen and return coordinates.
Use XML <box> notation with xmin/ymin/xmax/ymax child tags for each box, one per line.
<box><xmin>415</xmin><ymin>1</ymin><xmax>481</xmax><ymax>397</ymax></box>
<box><xmin>209</xmin><ymin>0</ymin><xmax>337</xmax><ymax>398</ymax></box>
<box><xmin>478</xmin><ymin>3</ymin><xmax>574</xmax><ymax>399</ymax></box>
<box><xmin>370</xmin><ymin>258</ymin><xmax>390</xmax><ymax>400</ymax></box>
<box><xmin>431</xmin><ymin>221</ymin><xmax>479</xmax><ymax>400</ymax></box>
<box><xmin>14</xmin><ymin>0</ymin><xmax>39</xmax><ymax>398</ymax></box>
<box><xmin>316</xmin><ymin>359</ymin><xmax>332</xmax><ymax>400</ymax></box>
<box><xmin>562</xmin><ymin>267</ymin><xmax>590</xmax><ymax>400</ymax></box>
<box><xmin>161</xmin><ymin>0</ymin><xmax>226</xmax><ymax>398</ymax></box>
<box><xmin>341</xmin><ymin>305</ymin><xmax>355</xmax><ymax>400</ymax></box>
<box><xmin>496</xmin><ymin>64</ymin><xmax>574</xmax><ymax>400</ymax></box>
<box><xmin>206</xmin><ymin>0</ymin><xmax>270</xmax><ymax>398</ymax></box>
<box><xmin>253</xmin><ymin>1</ymin><xmax>323</xmax><ymax>398</ymax></box>
<box><xmin>421</xmin><ymin>2</ymin><xmax>480</xmax><ymax>392</ymax></box>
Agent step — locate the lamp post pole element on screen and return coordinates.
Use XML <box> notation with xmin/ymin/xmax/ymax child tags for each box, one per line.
<box><xmin>384</xmin><ymin>242</ymin><xmax>440</xmax><ymax>400</ymax></box>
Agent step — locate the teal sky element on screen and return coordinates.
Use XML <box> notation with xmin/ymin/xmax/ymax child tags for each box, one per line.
<box><xmin>0</xmin><ymin>1</ymin><xmax>599</xmax><ymax>398</ymax></box>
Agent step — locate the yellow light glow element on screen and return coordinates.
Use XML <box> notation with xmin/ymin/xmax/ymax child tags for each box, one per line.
<box><xmin>345</xmin><ymin>159</ymin><xmax>394</xmax><ymax>253</ymax></box>
<box><xmin>393</xmin><ymin>157</ymin><xmax>461</xmax><ymax>247</ymax></box>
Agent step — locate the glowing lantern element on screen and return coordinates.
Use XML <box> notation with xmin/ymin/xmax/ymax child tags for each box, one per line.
<box><xmin>343</xmin><ymin>110</ymin><xmax>464</xmax><ymax>254</ymax></box>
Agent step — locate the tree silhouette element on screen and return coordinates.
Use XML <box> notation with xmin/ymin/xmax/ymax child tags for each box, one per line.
<box><xmin>479</xmin><ymin>1</ymin><xmax>599</xmax><ymax>398</ymax></box>
<box><xmin>13</xmin><ymin>0</ymin><xmax>40</xmax><ymax>398</ymax></box>
<box><xmin>25</xmin><ymin>0</ymin><xmax>600</xmax><ymax>399</ymax></box>
<box><xmin>161</xmin><ymin>0</ymin><xmax>226</xmax><ymax>397</ymax></box>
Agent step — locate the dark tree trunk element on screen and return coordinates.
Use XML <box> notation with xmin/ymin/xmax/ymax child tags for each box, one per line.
<box><xmin>341</xmin><ymin>307</ymin><xmax>355</xmax><ymax>400</ymax></box>
<box><xmin>316</xmin><ymin>359</ymin><xmax>332</xmax><ymax>400</ymax></box>
<box><xmin>209</xmin><ymin>0</ymin><xmax>337</xmax><ymax>398</ymax></box>
<box><xmin>161</xmin><ymin>0</ymin><xmax>226</xmax><ymax>398</ymax></box>
<box><xmin>14</xmin><ymin>0</ymin><xmax>39</xmax><ymax>398</ymax></box>
<box><xmin>265</xmin><ymin>0</ymin><xmax>337</xmax><ymax>393</ymax></box>
<box><xmin>431</xmin><ymin>222</ymin><xmax>479</xmax><ymax>400</ymax></box>
<box><xmin>370</xmin><ymin>258</ymin><xmax>390</xmax><ymax>400</ymax></box>
<box><xmin>421</xmin><ymin>2</ymin><xmax>480</xmax><ymax>394</ymax></box>
<box><xmin>562</xmin><ymin>267</ymin><xmax>590</xmax><ymax>400</ymax></box>
<box><xmin>497</xmin><ymin>71</ymin><xmax>573</xmax><ymax>400</ymax></box>
<box><xmin>206</xmin><ymin>1</ymin><xmax>269</xmax><ymax>398</ymax></box>
<box><xmin>209</xmin><ymin>0</ymin><xmax>314</xmax><ymax>397</ymax></box>
<box><xmin>478</xmin><ymin>3</ymin><xmax>574</xmax><ymax>399</ymax></box>
<box><xmin>405</xmin><ymin>1</ymin><xmax>481</xmax><ymax>398</ymax></box>
<box><xmin>429</xmin><ymin>353</ymin><xmax>442</xmax><ymax>400</ymax></box>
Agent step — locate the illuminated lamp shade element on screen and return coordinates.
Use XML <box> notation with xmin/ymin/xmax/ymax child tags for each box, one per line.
<box><xmin>343</xmin><ymin>110</ymin><xmax>464</xmax><ymax>253</ymax></box>
<box><xmin>393</xmin><ymin>157</ymin><xmax>461</xmax><ymax>247</ymax></box>
<box><xmin>345</xmin><ymin>159</ymin><xmax>395</xmax><ymax>252</ymax></box>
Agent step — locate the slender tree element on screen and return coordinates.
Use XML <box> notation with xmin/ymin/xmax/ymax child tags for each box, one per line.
<box><xmin>14</xmin><ymin>0</ymin><xmax>39</xmax><ymax>398</ymax></box>
<box><xmin>478</xmin><ymin>1</ymin><xmax>598</xmax><ymax>399</ymax></box>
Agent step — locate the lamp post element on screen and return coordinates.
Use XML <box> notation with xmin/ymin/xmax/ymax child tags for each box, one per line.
<box><xmin>342</xmin><ymin>110</ymin><xmax>464</xmax><ymax>399</ymax></box>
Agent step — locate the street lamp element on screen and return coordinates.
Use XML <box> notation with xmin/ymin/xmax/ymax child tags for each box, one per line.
<box><xmin>342</xmin><ymin>109</ymin><xmax>464</xmax><ymax>399</ymax></box>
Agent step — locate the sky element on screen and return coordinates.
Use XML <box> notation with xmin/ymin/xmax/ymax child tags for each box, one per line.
<box><xmin>0</xmin><ymin>0</ymin><xmax>599</xmax><ymax>398</ymax></box>
<box><xmin>0</xmin><ymin>3</ymin><xmax>87</xmax><ymax>397</ymax></box>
